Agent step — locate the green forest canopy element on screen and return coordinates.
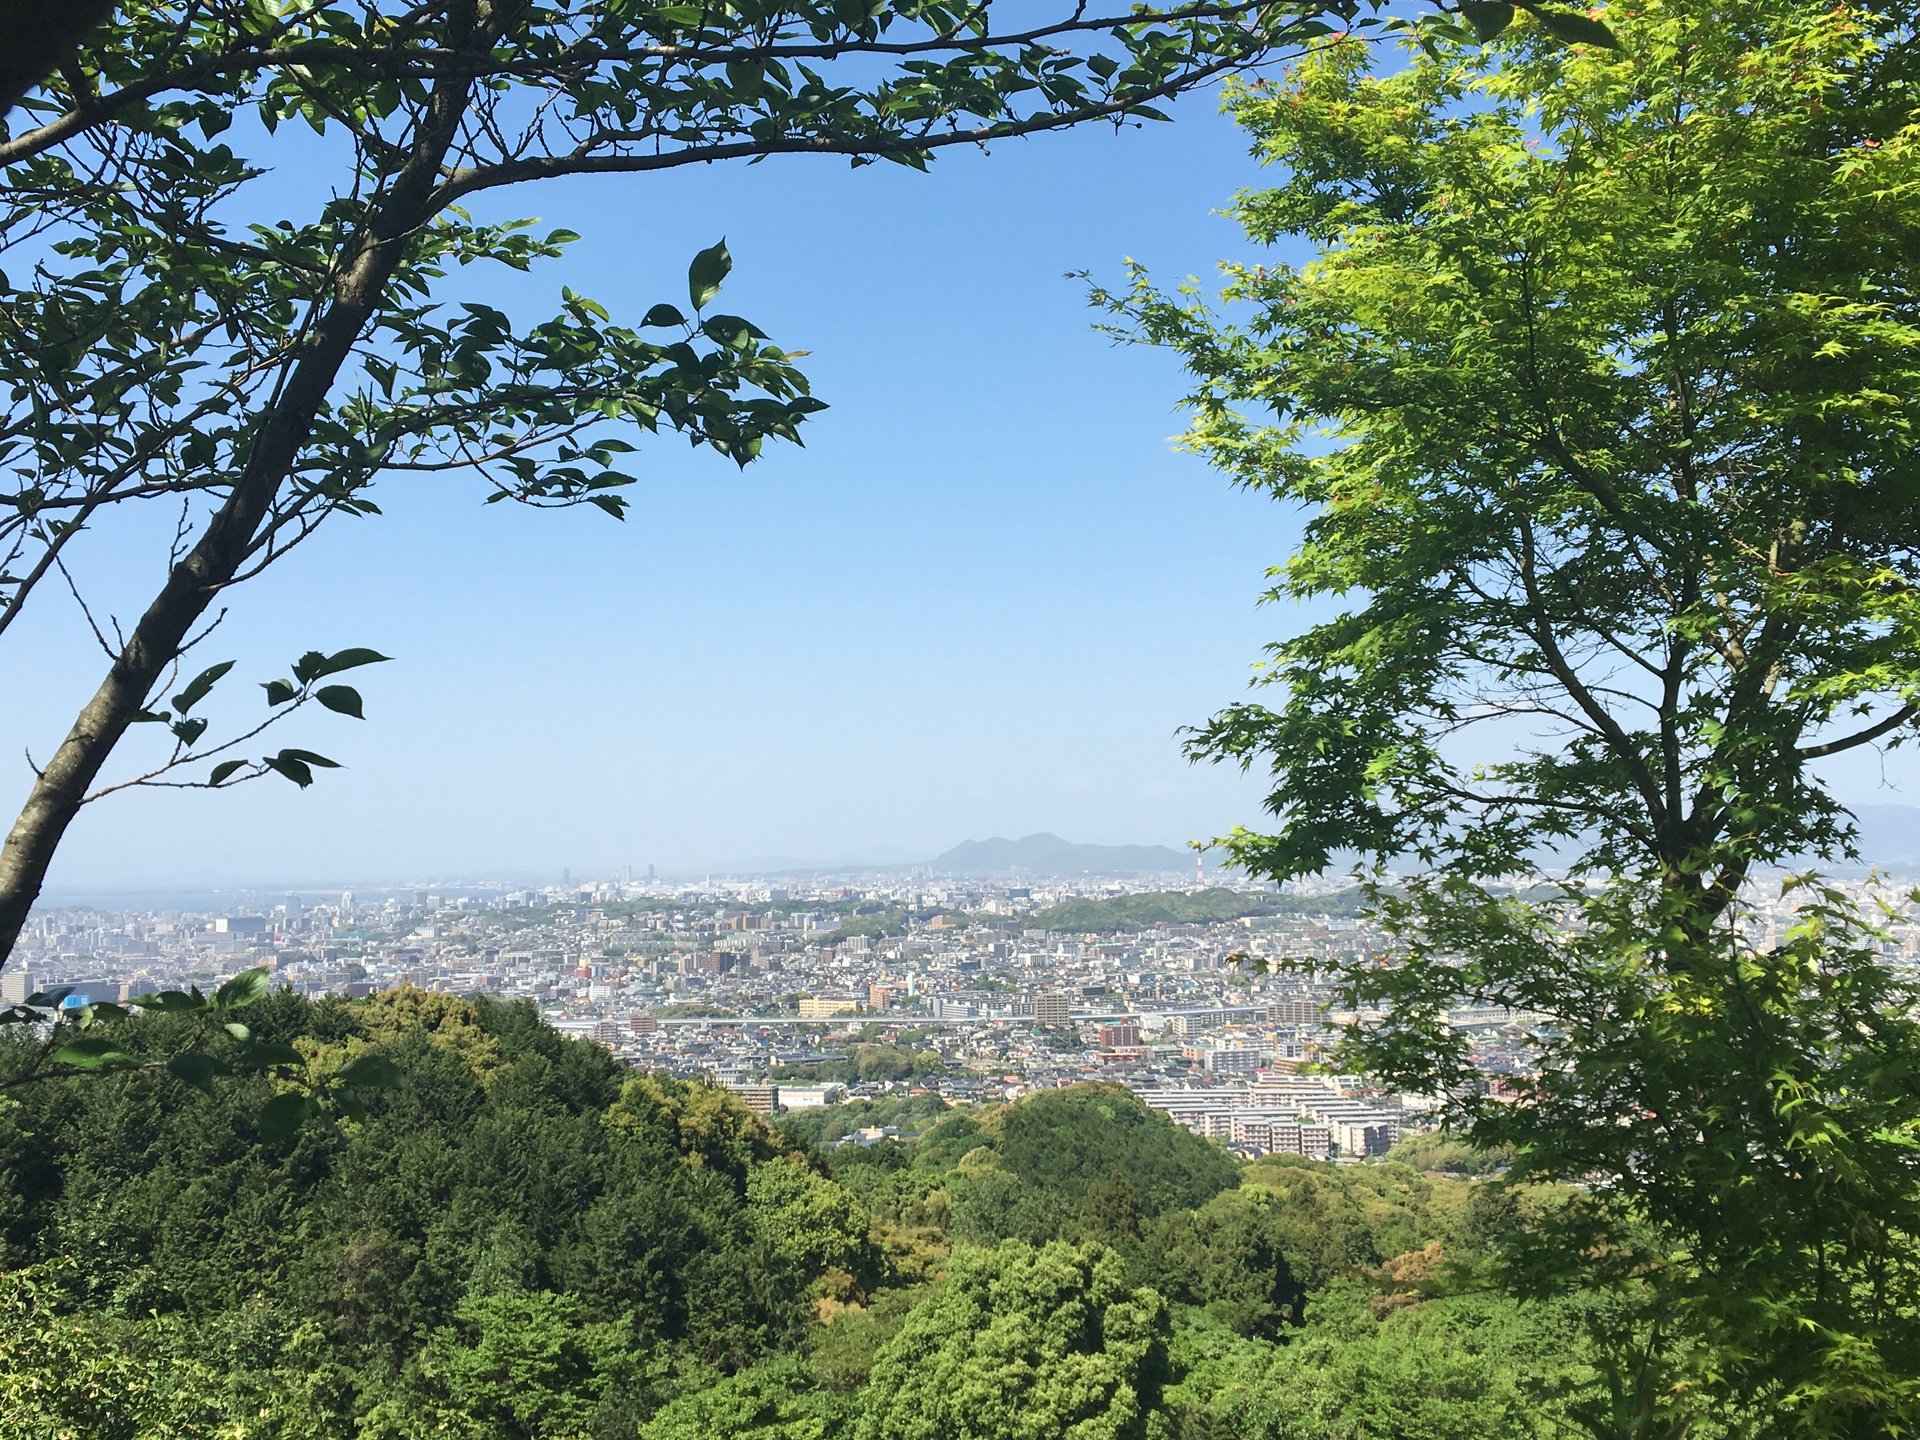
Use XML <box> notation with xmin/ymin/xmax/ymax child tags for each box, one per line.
<box><xmin>1</xmin><ymin>989</ymin><xmax>1618</xmax><ymax>1440</ymax></box>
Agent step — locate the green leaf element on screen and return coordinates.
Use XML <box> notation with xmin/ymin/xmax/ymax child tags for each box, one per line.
<box><xmin>235</xmin><ymin>1040</ymin><xmax>304</xmax><ymax>1069</ymax></box>
<box><xmin>291</xmin><ymin>650</ymin><xmax>328</xmax><ymax>684</ymax></box>
<box><xmin>170</xmin><ymin>716</ymin><xmax>208</xmax><ymax>748</ymax></box>
<box><xmin>53</xmin><ymin>1035</ymin><xmax>132</xmax><ymax>1068</ymax></box>
<box><xmin>338</xmin><ymin>1053</ymin><xmax>402</xmax><ymax>1089</ymax></box>
<box><xmin>166</xmin><ymin>1051</ymin><xmax>230</xmax><ymax>1093</ymax></box>
<box><xmin>23</xmin><ymin>988</ymin><xmax>76</xmax><ymax>1008</ymax></box>
<box><xmin>136</xmin><ymin>989</ymin><xmax>204</xmax><ymax>1013</ymax></box>
<box><xmin>565</xmin><ymin>288</ymin><xmax>610</xmax><ymax>321</ymax></box>
<box><xmin>688</xmin><ymin>239</ymin><xmax>732</xmax><ymax>311</ymax></box>
<box><xmin>209</xmin><ymin>759</ymin><xmax>249</xmax><ymax>786</ymax></box>
<box><xmin>263</xmin><ymin>754</ymin><xmax>314</xmax><ymax>788</ymax></box>
<box><xmin>256</xmin><ymin>1092</ymin><xmax>311</xmax><ymax>1140</ymax></box>
<box><xmin>263</xmin><ymin>679</ymin><xmax>298</xmax><ymax>706</ymax></box>
<box><xmin>315</xmin><ymin>684</ymin><xmax>364</xmax><ymax>719</ymax></box>
<box><xmin>1458</xmin><ymin>1</ymin><xmax>1516</xmax><ymax>42</ymax></box>
<box><xmin>214</xmin><ymin>967</ymin><xmax>270</xmax><ymax>1009</ymax></box>
<box><xmin>277</xmin><ymin>748</ymin><xmax>341</xmax><ymax>769</ymax></box>
<box><xmin>314</xmin><ymin>647</ymin><xmax>391</xmax><ymax>677</ymax></box>
<box><xmin>224</xmin><ymin>1021</ymin><xmax>251</xmax><ymax>1041</ymax></box>
<box><xmin>642</xmin><ymin>303</ymin><xmax>688</xmax><ymax>328</ymax></box>
<box><xmin>171</xmin><ymin>659</ymin><xmax>235</xmax><ymax>715</ymax></box>
<box><xmin>1524</xmin><ymin>3</ymin><xmax>1616</xmax><ymax>46</ymax></box>
<box><xmin>700</xmin><ymin>314</ymin><xmax>768</xmax><ymax>349</ymax></box>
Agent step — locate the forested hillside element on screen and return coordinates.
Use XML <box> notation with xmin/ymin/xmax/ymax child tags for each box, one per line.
<box><xmin>5</xmin><ymin>992</ymin><xmax>1607</xmax><ymax>1438</ymax></box>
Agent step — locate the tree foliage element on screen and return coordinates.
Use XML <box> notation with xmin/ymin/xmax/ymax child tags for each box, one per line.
<box><xmin>908</xmin><ymin>1083</ymin><xmax>1243</xmax><ymax>1243</ymax></box>
<box><xmin>0</xmin><ymin>990</ymin><xmax>862</xmax><ymax>1433</ymax></box>
<box><xmin>0</xmin><ymin>993</ymin><xmax>1658</xmax><ymax>1436</ymax></box>
<box><xmin>854</xmin><ymin>1240</ymin><xmax>1171</xmax><ymax>1440</ymax></box>
<box><xmin>1101</xmin><ymin>1</ymin><xmax>1920</xmax><ymax>1429</ymax></box>
<box><xmin>641</xmin><ymin>1355</ymin><xmax>853</xmax><ymax>1440</ymax></box>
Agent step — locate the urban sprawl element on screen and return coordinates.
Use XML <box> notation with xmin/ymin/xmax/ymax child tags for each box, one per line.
<box><xmin>12</xmin><ymin>866</ymin><xmax>1917</xmax><ymax>1162</ymax></box>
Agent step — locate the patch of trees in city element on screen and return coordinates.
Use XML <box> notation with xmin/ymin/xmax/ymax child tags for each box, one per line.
<box><xmin>1028</xmin><ymin>887</ymin><xmax>1371</xmax><ymax>933</ymax></box>
<box><xmin>769</xmin><ymin>1044</ymin><xmax>944</xmax><ymax>1086</ymax></box>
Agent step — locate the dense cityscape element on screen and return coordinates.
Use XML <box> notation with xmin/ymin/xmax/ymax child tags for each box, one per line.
<box><xmin>13</xmin><ymin>851</ymin><xmax>1916</xmax><ymax>1164</ymax></box>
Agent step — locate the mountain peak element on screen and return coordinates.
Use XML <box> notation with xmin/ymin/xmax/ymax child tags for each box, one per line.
<box><xmin>930</xmin><ymin>834</ymin><xmax>1189</xmax><ymax>876</ymax></box>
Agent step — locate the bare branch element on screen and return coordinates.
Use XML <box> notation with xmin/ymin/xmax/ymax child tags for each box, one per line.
<box><xmin>1798</xmin><ymin>704</ymin><xmax>1918</xmax><ymax>760</ymax></box>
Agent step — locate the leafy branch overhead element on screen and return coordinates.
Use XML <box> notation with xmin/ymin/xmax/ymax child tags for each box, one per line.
<box><xmin>114</xmin><ymin>645</ymin><xmax>392</xmax><ymax>795</ymax></box>
<box><xmin>1451</xmin><ymin>2</ymin><xmax>1618</xmax><ymax>48</ymax></box>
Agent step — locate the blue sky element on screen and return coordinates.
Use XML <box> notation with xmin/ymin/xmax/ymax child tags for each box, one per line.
<box><xmin>9</xmin><ymin>73</ymin><xmax>1914</xmax><ymax>891</ymax></box>
<box><xmin>11</xmin><ymin>88</ymin><xmax>1341</xmax><ymax>887</ymax></box>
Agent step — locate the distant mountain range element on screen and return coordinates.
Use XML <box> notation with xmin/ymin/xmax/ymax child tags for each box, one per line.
<box><xmin>712</xmin><ymin>806</ymin><xmax>1920</xmax><ymax>881</ymax></box>
<box><xmin>921</xmin><ymin>804</ymin><xmax>1920</xmax><ymax>880</ymax></box>
<box><xmin>928</xmin><ymin>833</ymin><xmax>1191</xmax><ymax>876</ymax></box>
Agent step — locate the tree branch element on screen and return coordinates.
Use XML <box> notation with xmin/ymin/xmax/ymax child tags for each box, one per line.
<box><xmin>1797</xmin><ymin>704</ymin><xmax>1917</xmax><ymax>760</ymax></box>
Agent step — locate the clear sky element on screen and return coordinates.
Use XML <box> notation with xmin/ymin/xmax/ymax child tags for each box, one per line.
<box><xmin>8</xmin><ymin>76</ymin><xmax>1913</xmax><ymax>891</ymax></box>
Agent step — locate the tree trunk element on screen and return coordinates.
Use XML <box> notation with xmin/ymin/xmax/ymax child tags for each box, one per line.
<box><xmin>0</xmin><ymin>76</ymin><xmax>472</xmax><ymax>968</ymax></box>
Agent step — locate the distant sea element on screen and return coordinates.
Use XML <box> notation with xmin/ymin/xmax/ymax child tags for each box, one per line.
<box><xmin>32</xmin><ymin>884</ymin><xmax>496</xmax><ymax>916</ymax></box>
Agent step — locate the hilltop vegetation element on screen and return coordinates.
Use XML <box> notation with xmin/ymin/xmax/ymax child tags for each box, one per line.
<box><xmin>1029</xmin><ymin>888</ymin><xmax>1369</xmax><ymax>933</ymax></box>
<box><xmin>899</xmin><ymin>1084</ymin><xmax>1242</xmax><ymax>1241</ymax></box>
<box><xmin>1</xmin><ymin>990</ymin><xmax>1613</xmax><ymax>1438</ymax></box>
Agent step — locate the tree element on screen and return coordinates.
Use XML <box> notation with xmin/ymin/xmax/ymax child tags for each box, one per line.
<box><xmin>0</xmin><ymin>964</ymin><xmax>401</xmax><ymax>1135</ymax></box>
<box><xmin>639</xmin><ymin>1355</ymin><xmax>852</xmax><ymax>1440</ymax></box>
<box><xmin>364</xmin><ymin>1291</ymin><xmax>626</xmax><ymax>1440</ymax></box>
<box><xmin>0</xmin><ymin>0</ymin><xmax>1369</xmax><ymax>968</ymax></box>
<box><xmin>747</xmin><ymin>1152</ymin><xmax>881</xmax><ymax>1298</ymax></box>
<box><xmin>0</xmin><ymin>1267</ymin><xmax>230</xmax><ymax>1440</ymax></box>
<box><xmin>1102</xmin><ymin>1</ymin><xmax>1920</xmax><ymax>1430</ymax></box>
<box><xmin>854</xmin><ymin>1239</ymin><xmax>1170</xmax><ymax>1440</ymax></box>
<box><xmin>0</xmin><ymin>1</ymin><xmax>120</xmax><ymax>121</ymax></box>
<box><xmin>1242</xmin><ymin>1287</ymin><xmax>1587</xmax><ymax>1440</ymax></box>
<box><xmin>1146</xmin><ymin>1187</ymin><xmax>1306</xmax><ymax>1339</ymax></box>
<box><xmin>2</xmin><ymin>987</ymin><xmax>872</xmax><ymax>1431</ymax></box>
